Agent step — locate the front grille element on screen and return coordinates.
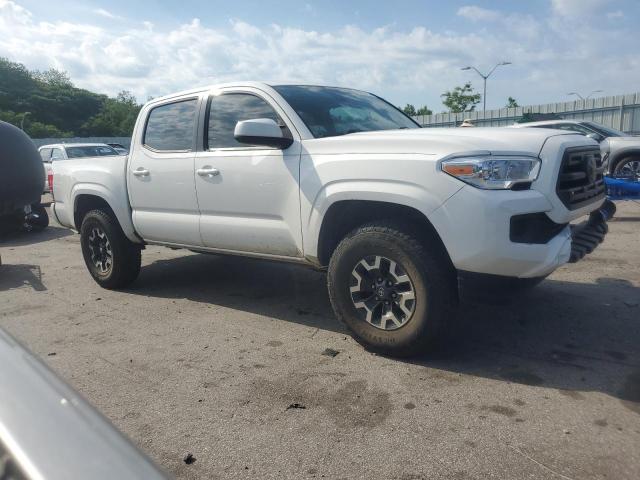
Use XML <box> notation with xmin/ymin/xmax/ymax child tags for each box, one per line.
<box><xmin>556</xmin><ymin>147</ymin><xmax>606</xmax><ymax>210</ymax></box>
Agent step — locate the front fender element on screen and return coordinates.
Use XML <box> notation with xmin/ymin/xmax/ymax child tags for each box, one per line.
<box><xmin>303</xmin><ymin>179</ymin><xmax>462</xmax><ymax>259</ymax></box>
<box><xmin>608</xmin><ymin>146</ymin><xmax>640</xmax><ymax>171</ymax></box>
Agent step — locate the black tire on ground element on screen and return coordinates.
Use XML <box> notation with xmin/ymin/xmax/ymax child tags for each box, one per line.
<box><xmin>29</xmin><ymin>204</ymin><xmax>49</xmax><ymax>230</ymax></box>
<box><xmin>80</xmin><ymin>209</ymin><xmax>141</xmax><ymax>289</ymax></box>
<box><xmin>327</xmin><ymin>221</ymin><xmax>457</xmax><ymax>357</ymax></box>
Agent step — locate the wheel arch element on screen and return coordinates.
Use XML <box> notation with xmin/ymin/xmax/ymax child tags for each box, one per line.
<box><xmin>314</xmin><ymin>199</ymin><xmax>454</xmax><ymax>271</ymax></box>
<box><xmin>609</xmin><ymin>147</ymin><xmax>640</xmax><ymax>172</ymax></box>
<box><xmin>71</xmin><ymin>186</ymin><xmax>140</xmax><ymax>243</ymax></box>
<box><xmin>301</xmin><ymin>179</ymin><xmax>456</xmax><ymax>266</ymax></box>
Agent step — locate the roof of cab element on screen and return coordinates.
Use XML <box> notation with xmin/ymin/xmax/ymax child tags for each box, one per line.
<box><xmin>144</xmin><ymin>81</ymin><xmax>274</xmax><ymax>107</ymax></box>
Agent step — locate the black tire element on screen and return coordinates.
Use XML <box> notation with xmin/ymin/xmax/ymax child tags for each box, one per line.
<box><xmin>80</xmin><ymin>209</ymin><xmax>141</xmax><ymax>289</ymax></box>
<box><xmin>327</xmin><ymin>221</ymin><xmax>456</xmax><ymax>357</ymax></box>
<box><xmin>29</xmin><ymin>204</ymin><xmax>49</xmax><ymax>230</ymax></box>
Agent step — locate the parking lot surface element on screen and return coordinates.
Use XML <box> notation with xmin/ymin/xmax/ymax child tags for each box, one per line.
<box><xmin>1</xmin><ymin>201</ymin><xmax>639</xmax><ymax>479</ymax></box>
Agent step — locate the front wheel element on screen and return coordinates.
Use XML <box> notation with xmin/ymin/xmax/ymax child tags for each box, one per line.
<box><xmin>327</xmin><ymin>221</ymin><xmax>456</xmax><ymax>357</ymax></box>
<box><xmin>612</xmin><ymin>157</ymin><xmax>640</xmax><ymax>179</ymax></box>
<box><xmin>80</xmin><ymin>209</ymin><xmax>141</xmax><ymax>289</ymax></box>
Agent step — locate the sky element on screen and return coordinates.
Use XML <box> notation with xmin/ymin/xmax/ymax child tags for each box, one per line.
<box><xmin>1</xmin><ymin>0</ymin><xmax>639</xmax><ymax>111</ymax></box>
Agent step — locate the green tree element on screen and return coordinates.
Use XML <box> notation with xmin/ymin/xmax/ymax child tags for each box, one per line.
<box><xmin>82</xmin><ymin>90</ymin><xmax>141</xmax><ymax>136</ymax></box>
<box><xmin>506</xmin><ymin>97</ymin><xmax>519</xmax><ymax>108</ymax></box>
<box><xmin>32</xmin><ymin>68</ymin><xmax>73</xmax><ymax>87</ymax></box>
<box><xmin>441</xmin><ymin>82</ymin><xmax>481</xmax><ymax>113</ymax></box>
<box><xmin>27</xmin><ymin>121</ymin><xmax>70</xmax><ymax>138</ymax></box>
<box><xmin>0</xmin><ymin>57</ymin><xmax>36</xmax><ymax>113</ymax></box>
<box><xmin>402</xmin><ymin>104</ymin><xmax>432</xmax><ymax>117</ymax></box>
<box><xmin>0</xmin><ymin>57</ymin><xmax>140</xmax><ymax>138</ymax></box>
<box><xmin>402</xmin><ymin>104</ymin><xmax>417</xmax><ymax>116</ymax></box>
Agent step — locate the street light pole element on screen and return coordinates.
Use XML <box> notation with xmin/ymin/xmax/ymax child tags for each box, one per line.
<box><xmin>20</xmin><ymin>112</ymin><xmax>31</xmax><ymax>130</ymax></box>
<box><xmin>461</xmin><ymin>62</ymin><xmax>511</xmax><ymax>112</ymax></box>
<box><xmin>567</xmin><ymin>90</ymin><xmax>603</xmax><ymax>101</ymax></box>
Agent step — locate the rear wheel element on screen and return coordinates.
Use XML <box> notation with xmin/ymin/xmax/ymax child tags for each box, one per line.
<box><xmin>80</xmin><ymin>209</ymin><xmax>141</xmax><ymax>289</ymax></box>
<box><xmin>327</xmin><ymin>221</ymin><xmax>456</xmax><ymax>357</ymax></box>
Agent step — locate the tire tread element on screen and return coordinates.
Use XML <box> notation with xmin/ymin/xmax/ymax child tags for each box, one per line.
<box><xmin>327</xmin><ymin>219</ymin><xmax>456</xmax><ymax>357</ymax></box>
<box><xmin>80</xmin><ymin>209</ymin><xmax>141</xmax><ymax>289</ymax></box>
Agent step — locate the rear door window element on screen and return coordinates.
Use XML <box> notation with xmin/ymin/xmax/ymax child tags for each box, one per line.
<box><xmin>144</xmin><ymin>99</ymin><xmax>198</xmax><ymax>151</ymax></box>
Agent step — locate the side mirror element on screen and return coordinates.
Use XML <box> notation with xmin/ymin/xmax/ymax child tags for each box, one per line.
<box><xmin>234</xmin><ymin>118</ymin><xmax>293</xmax><ymax>149</ymax></box>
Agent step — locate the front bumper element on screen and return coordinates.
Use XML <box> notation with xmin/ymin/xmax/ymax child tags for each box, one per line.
<box><xmin>429</xmin><ymin>186</ymin><xmax>614</xmax><ymax>279</ymax></box>
<box><xmin>569</xmin><ymin>199</ymin><xmax>616</xmax><ymax>263</ymax></box>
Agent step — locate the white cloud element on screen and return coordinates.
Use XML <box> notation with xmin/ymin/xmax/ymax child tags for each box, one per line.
<box><xmin>550</xmin><ymin>0</ymin><xmax>611</xmax><ymax>17</ymax></box>
<box><xmin>606</xmin><ymin>10</ymin><xmax>624</xmax><ymax>19</ymax></box>
<box><xmin>457</xmin><ymin>6</ymin><xmax>501</xmax><ymax>22</ymax></box>
<box><xmin>94</xmin><ymin>8</ymin><xmax>119</xmax><ymax>20</ymax></box>
<box><xmin>0</xmin><ymin>0</ymin><xmax>30</xmax><ymax>23</ymax></box>
<box><xmin>231</xmin><ymin>20</ymin><xmax>261</xmax><ymax>38</ymax></box>
<box><xmin>457</xmin><ymin>5</ymin><xmax>541</xmax><ymax>41</ymax></box>
<box><xmin>0</xmin><ymin>0</ymin><xmax>637</xmax><ymax>110</ymax></box>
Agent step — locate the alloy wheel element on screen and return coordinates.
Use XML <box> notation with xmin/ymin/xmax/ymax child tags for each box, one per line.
<box><xmin>349</xmin><ymin>255</ymin><xmax>416</xmax><ymax>330</ymax></box>
<box><xmin>87</xmin><ymin>227</ymin><xmax>113</xmax><ymax>274</ymax></box>
<box><xmin>614</xmin><ymin>159</ymin><xmax>640</xmax><ymax>179</ymax></box>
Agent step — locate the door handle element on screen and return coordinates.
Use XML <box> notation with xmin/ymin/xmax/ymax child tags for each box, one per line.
<box><xmin>197</xmin><ymin>166</ymin><xmax>220</xmax><ymax>177</ymax></box>
<box><xmin>132</xmin><ymin>167</ymin><xmax>149</xmax><ymax>177</ymax></box>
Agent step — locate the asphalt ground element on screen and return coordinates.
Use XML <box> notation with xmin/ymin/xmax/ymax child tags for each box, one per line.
<box><xmin>1</xmin><ymin>199</ymin><xmax>639</xmax><ymax>479</ymax></box>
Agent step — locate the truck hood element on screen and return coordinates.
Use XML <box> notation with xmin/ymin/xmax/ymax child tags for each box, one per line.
<box><xmin>302</xmin><ymin>127</ymin><xmax>588</xmax><ymax>157</ymax></box>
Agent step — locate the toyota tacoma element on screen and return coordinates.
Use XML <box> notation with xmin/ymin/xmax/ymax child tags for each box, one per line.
<box><xmin>51</xmin><ymin>83</ymin><xmax>615</xmax><ymax>356</ymax></box>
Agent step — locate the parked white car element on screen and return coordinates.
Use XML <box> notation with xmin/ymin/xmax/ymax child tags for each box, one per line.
<box><xmin>39</xmin><ymin>143</ymin><xmax>121</xmax><ymax>193</ymax></box>
<box><xmin>52</xmin><ymin>83</ymin><xmax>614</xmax><ymax>355</ymax></box>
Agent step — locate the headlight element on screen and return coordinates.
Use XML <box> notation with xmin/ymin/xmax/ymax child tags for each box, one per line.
<box><xmin>441</xmin><ymin>156</ymin><xmax>541</xmax><ymax>190</ymax></box>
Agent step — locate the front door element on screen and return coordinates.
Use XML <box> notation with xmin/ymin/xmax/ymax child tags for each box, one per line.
<box><xmin>194</xmin><ymin>89</ymin><xmax>303</xmax><ymax>257</ymax></box>
<box><xmin>128</xmin><ymin>96</ymin><xmax>202</xmax><ymax>246</ymax></box>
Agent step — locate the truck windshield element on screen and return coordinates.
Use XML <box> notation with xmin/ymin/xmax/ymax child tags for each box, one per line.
<box><xmin>66</xmin><ymin>146</ymin><xmax>119</xmax><ymax>158</ymax></box>
<box><xmin>273</xmin><ymin>85</ymin><xmax>419</xmax><ymax>139</ymax></box>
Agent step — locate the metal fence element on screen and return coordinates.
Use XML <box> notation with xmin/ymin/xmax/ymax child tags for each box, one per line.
<box><xmin>414</xmin><ymin>93</ymin><xmax>640</xmax><ymax>134</ymax></box>
<box><xmin>31</xmin><ymin>136</ymin><xmax>131</xmax><ymax>148</ymax></box>
<box><xmin>30</xmin><ymin>94</ymin><xmax>640</xmax><ymax>144</ymax></box>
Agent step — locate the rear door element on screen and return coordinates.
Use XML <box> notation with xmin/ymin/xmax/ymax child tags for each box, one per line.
<box><xmin>194</xmin><ymin>88</ymin><xmax>303</xmax><ymax>257</ymax></box>
<box><xmin>128</xmin><ymin>96</ymin><xmax>203</xmax><ymax>246</ymax></box>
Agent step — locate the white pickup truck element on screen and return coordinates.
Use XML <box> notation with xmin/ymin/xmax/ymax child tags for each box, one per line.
<box><xmin>52</xmin><ymin>82</ymin><xmax>614</xmax><ymax>355</ymax></box>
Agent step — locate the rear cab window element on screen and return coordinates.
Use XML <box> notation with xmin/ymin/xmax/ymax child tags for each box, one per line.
<box><xmin>51</xmin><ymin>148</ymin><xmax>64</xmax><ymax>160</ymax></box>
<box><xmin>143</xmin><ymin>99</ymin><xmax>198</xmax><ymax>151</ymax></box>
<box><xmin>39</xmin><ymin>148</ymin><xmax>52</xmax><ymax>162</ymax></box>
<box><xmin>66</xmin><ymin>146</ymin><xmax>119</xmax><ymax>158</ymax></box>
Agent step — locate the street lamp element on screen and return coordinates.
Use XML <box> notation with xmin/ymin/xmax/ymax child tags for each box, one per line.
<box><xmin>567</xmin><ymin>90</ymin><xmax>603</xmax><ymax>101</ymax></box>
<box><xmin>461</xmin><ymin>61</ymin><xmax>512</xmax><ymax>112</ymax></box>
<box><xmin>20</xmin><ymin>112</ymin><xmax>31</xmax><ymax>130</ymax></box>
